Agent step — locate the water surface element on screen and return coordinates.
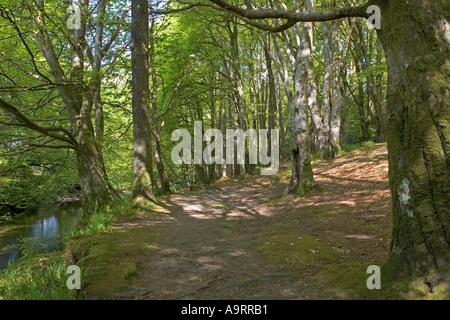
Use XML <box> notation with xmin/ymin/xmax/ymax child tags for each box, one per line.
<box><xmin>0</xmin><ymin>203</ymin><xmax>83</xmax><ymax>270</ymax></box>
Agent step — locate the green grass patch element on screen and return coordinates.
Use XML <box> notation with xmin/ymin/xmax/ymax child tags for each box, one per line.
<box><xmin>358</xmin><ymin>224</ymin><xmax>379</xmax><ymax>233</ymax></box>
<box><xmin>317</xmin><ymin>262</ymin><xmax>380</xmax><ymax>299</ymax></box>
<box><xmin>341</xmin><ymin>141</ymin><xmax>376</xmax><ymax>154</ymax></box>
<box><xmin>272</xmin><ymin>166</ymin><xmax>292</xmax><ymax>182</ymax></box>
<box><xmin>0</xmin><ymin>238</ymin><xmax>80</xmax><ymax>300</ymax></box>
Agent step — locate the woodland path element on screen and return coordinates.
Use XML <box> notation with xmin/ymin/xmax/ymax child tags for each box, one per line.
<box><xmin>113</xmin><ymin>143</ymin><xmax>392</xmax><ymax>300</ymax></box>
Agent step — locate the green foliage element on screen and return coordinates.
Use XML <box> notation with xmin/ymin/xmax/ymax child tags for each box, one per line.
<box><xmin>0</xmin><ymin>254</ymin><xmax>78</xmax><ymax>300</ymax></box>
<box><xmin>67</xmin><ymin>207</ymin><xmax>112</xmax><ymax>240</ymax></box>
<box><xmin>0</xmin><ymin>146</ymin><xmax>79</xmax><ymax>209</ymax></box>
<box><xmin>0</xmin><ymin>237</ymin><xmax>79</xmax><ymax>300</ymax></box>
<box><xmin>1</xmin><ymin>237</ymin><xmax>39</xmax><ymax>260</ymax></box>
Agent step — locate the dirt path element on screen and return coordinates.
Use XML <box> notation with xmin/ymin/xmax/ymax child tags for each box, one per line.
<box><xmin>112</xmin><ymin>143</ymin><xmax>392</xmax><ymax>300</ymax></box>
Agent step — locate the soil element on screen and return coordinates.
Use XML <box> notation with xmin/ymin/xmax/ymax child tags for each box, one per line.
<box><xmin>101</xmin><ymin>143</ymin><xmax>393</xmax><ymax>300</ymax></box>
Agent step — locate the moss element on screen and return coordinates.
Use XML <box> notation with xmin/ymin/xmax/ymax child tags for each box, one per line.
<box><xmin>217</xmin><ymin>221</ymin><xmax>233</xmax><ymax>234</ymax></box>
<box><xmin>258</xmin><ymin>223</ymin><xmax>342</xmax><ymax>273</ymax></box>
<box><xmin>316</xmin><ymin>262</ymin><xmax>450</xmax><ymax>300</ymax></box>
<box><xmin>132</xmin><ymin>197</ymin><xmax>170</xmax><ymax>214</ymax></box>
<box><xmin>317</xmin><ymin>262</ymin><xmax>379</xmax><ymax>299</ymax></box>
<box><xmin>379</xmin><ymin>262</ymin><xmax>450</xmax><ymax>300</ymax></box>
<box><xmin>66</xmin><ymin>226</ymin><xmax>158</xmax><ymax>298</ymax></box>
<box><xmin>272</xmin><ymin>166</ymin><xmax>292</xmax><ymax>182</ymax></box>
<box><xmin>359</xmin><ymin>224</ymin><xmax>378</xmax><ymax>233</ymax></box>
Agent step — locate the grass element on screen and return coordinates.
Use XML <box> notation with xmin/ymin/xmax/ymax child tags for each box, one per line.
<box><xmin>0</xmin><ymin>238</ymin><xmax>80</xmax><ymax>300</ymax></box>
<box><xmin>0</xmin><ymin>195</ymin><xmax>146</xmax><ymax>300</ymax></box>
<box><xmin>341</xmin><ymin>140</ymin><xmax>376</xmax><ymax>153</ymax></box>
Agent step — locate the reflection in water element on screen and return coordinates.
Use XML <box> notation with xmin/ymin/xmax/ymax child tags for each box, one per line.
<box><xmin>0</xmin><ymin>203</ymin><xmax>83</xmax><ymax>270</ymax></box>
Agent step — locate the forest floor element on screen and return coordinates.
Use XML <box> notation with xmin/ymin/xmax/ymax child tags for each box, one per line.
<box><xmin>70</xmin><ymin>143</ymin><xmax>437</xmax><ymax>299</ymax></box>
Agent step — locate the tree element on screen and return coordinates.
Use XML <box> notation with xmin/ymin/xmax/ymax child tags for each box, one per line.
<box><xmin>330</xmin><ymin>18</ymin><xmax>342</xmax><ymax>156</ymax></box>
<box><xmin>376</xmin><ymin>0</ymin><xmax>450</xmax><ymax>277</ymax></box>
<box><xmin>149</xmin><ymin>15</ymin><xmax>171</xmax><ymax>194</ymax></box>
<box><xmin>161</xmin><ymin>0</ymin><xmax>450</xmax><ymax>278</ymax></box>
<box><xmin>0</xmin><ymin>0</ymin><xmax>129</xmax><ymax>205</ymax></box>
<box><xmin>131</xmin><ymin>0</ymin><xmax>157</xmax><ymax>206</ymax></box>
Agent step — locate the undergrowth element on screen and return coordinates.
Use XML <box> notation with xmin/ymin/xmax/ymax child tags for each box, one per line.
<box><xmin>0</xmin><ymin>195</ymin><xmax>139</xmax><ymax>300</ymax></box>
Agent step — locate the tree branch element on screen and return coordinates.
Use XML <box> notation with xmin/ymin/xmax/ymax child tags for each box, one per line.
<box><xmin>152</xmin><ymin>0</ymin><xmax>370</xmax><ymax>32</ymax></box>
<box><xmin>0</xmin><ymin>98</ymin><xmax>77</xmax><ymax>146</ymax></box>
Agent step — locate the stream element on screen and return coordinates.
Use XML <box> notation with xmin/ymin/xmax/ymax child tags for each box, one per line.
<box><xmin>0</xmin><ymin>203</ymin><xmax>84</xmax><ymax>271</ymax></box>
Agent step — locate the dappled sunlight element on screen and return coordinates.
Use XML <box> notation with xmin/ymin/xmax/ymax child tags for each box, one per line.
<box><xmin>345</xmin><ymin>234</ymin><xmax>374</xmax><ymax>240</ymax></box>
<box><xmin>67</xmin><ymin>144</ymin><xmax>394</xmax><ymax>300</ymax></box>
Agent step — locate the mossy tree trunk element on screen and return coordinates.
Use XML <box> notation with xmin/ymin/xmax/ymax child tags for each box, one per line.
<box><xmin>149</xmin><ymin>16</ymin><xmax>171</xmax><ymax>194</ymax></box>
<box><xmin>131</xmin><ymin>0</ymin><xmax>157</xmax><ymax>206</ymax></box>
<box><xmin>75</xmin><ymin>141</ymin><xmax>110</xmax><ymax>205</ymax></box>
<box><xmin>376</xmin><ymin>0</ymin><xmax>450</xmax><ymax>277</ymax></box>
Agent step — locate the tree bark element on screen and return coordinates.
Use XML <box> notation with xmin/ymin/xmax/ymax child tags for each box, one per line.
<box><xmin>150</xmin><ymin>16</ymin><xmax>171</xmax><ymax>194</ymax></box>
<box><xmin>321</xmin><ymin>21</ymin><xmax>332</xmax><ymax>152</ymax></box>
<box><xmin>131</xmin><ymin>0</ymin><xmax>157</xmax><ymax>206</ymax></box>
<box><xmin>275</xmin><ymin>74</ymin><xmax>288</xmax><ymax>160</ymax></box>
<box><xmin>376</xmin><ymin>0</ymin><xmax>450</xmax><ymax>277</ymax></box>
<box><xmin>263</xmin><ymin>37</ymin><xmax>277</xmax><ymax>157</ymax></box>
<box><xmin>374</xmin><ymin>36</ymin><xmax>386</xmax><ymax>142</ymax></box>
<box><xmin>289</xmin><ymin>6</ymin><xmax>315</xmax><ymax>192</ymax></box>
<box><xmin>304</xmin><ymin>0</ymin><xmax>332</xmax><ymax>159</ymax></box>
<box><xmin>330</xmin><ymin>19</ymin><xmax>342</xmax><ymax>156</ymax></box>
<box><xmin>271</xmin><ymin>22</ymin><xmax>314</xmax><ymax>193</ymax></box>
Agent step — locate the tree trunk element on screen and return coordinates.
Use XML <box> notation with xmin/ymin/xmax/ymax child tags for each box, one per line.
<box><xmin>289</xmin><ymin>15</ymin><xmax>315</xmax><ymax>192</ymax></box>
<box><xmin>75</xmin><ymin>142</ymin><xmax>110</xmax><ymax>204</ymax></box>
<box><xmin>263</xmin><ymin>38</ymin><xmax>277</xmax><ymax>157</ymax></box>
<box><xmin>321</xmin><ymin>21</ymin><xmax>332</xmax><ymax>154</ymax></box>
<box><xmin>275</xmin><ymin>75</ymin><xmax>288</xmax><ymax>160</ymax></box>
<box><xmin>131</xmin><ymin>0</ymin><xmax>157</xmax><ymax>206</ymax></box>
<box><xmin>221</xmin><ymin>97</ymin><xmax>228</xmax><ymax>178</ymax></box>
<box><xmin>150</xmin><ymin>17</ymin><xmax>171</xmax><ymax>194</ymax></box>
<box><xmin>272</xmin><ymin>20</ymin><xmax>314</xmax><ymax>193</ymax></box>
<box><xmin>376</xmin><ymin>0</ymin><xmax>450</xmax><ymax>277</ymax></box>
<box><xmin>374</xmin><ymin>36</ymin><xmax>386</xmax><ymax>142</ymax></box>
<box><xmin>228</xmin><ymin>21</ymin><xmax>247</xmax><ymax>176</ymax></box>
<box><xmin>357</xmin><ymin>76</ymin><xmax>371</xmax><ymax>141</ymax></box>
<box><xmin>28</xmin><ymin>1</ymin><xmax>112</xmax><ymax>205</ymax></box>
<box><xmin>330</xmin><ymin>19</ymin><xmax>342</xmax><ymax>156</ymax></box>
<box><xmin>304</xmin><ymin>0</ymin><xmax>332</xmax><ymax>159</ymax></box>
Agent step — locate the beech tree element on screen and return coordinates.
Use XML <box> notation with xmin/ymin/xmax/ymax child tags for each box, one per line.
<box><xmin>0</xmin><ymin>0</ymin><xmax>129</xmax><ymax>205</ymax></box>
<box><xmin>131</xmin><ymin>0</ymin><xmax>158</xmax><ymax>205</ymax></box>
